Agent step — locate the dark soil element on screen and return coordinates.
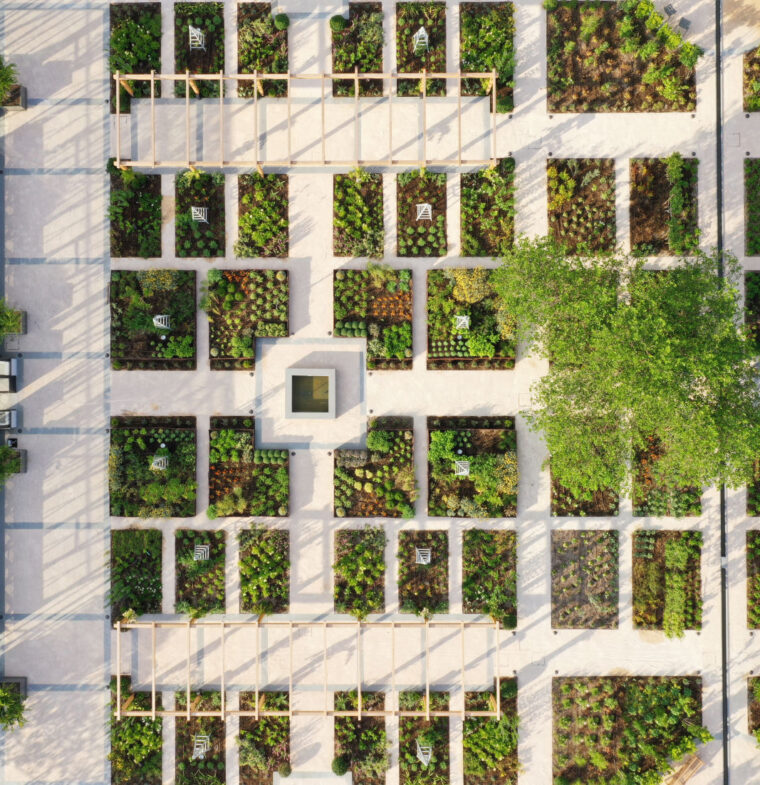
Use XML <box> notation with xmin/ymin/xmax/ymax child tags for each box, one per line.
<box><xmin>110</xmin><ymin>3</ymin><xmax>161</xmax><ymax>113</ymax></box>
<box><xmin>332</xmin><ymin>3</ymin><xmax>384</xmax><ymax>97</ymax></box>
<box><xmin>744</xmin><ymin>46</ymin><xmax>760</xmax><ymax>112</ymax></box>
<box><xmin>334</xmin><ymin>691</ymin><xmax>386</xmax><ymax>785</ymax></box>
<box><xmin>632</xmin><ymin>437</ymin><xmax>702</xmax><ymax>516</ymax></box>
<box><xmin>239</xmin><ymin>692</ymin><xmax>290</xmax><ymax>785</ymax></box>
<box><xmin>334</xmin><ymin>529</ymin><xmax>385</xmax><ymax>614</ymax></box>
<box><xmin>551</xmin><ymin>475</ymin><xmax>619</xmax><ymax>516</ymax></box>
<box><xmin>208</xmin><ymin>424</ymin><xmax>255</xmax><ymax>505</ymax></box>
<box><xmin>398</xmin><ymin>530</ymin><xmax>448</xmax><ymax>615</ymax></box>
<box><xmin>397</xmin><ymin>174</ymin><xmax>447</xmax><ymax>257</ymax></box>
<box><xmin>396</xmin><ymin>2</ymin><xmax>446</xmax><ymax>97</ymax></box>
<box><xmin>749</xmin><ymin>678</ymin><xmax>760</xmax><ymax>734</ymax></box>
<box><xmin>175</xmin><ymin>175</ymin><xmax>225</xmax><ymax>257</ymax></box>
<box><xmin>175</xmin><ymin>530</ymin><xmax>225</xmax><ymax>614</ymax></box>
<box><xmin>747</xmin><ymin>530</ymin><xmax>760</xmax><ymax>629</ymax></box>
<box><xmin>110</xmin><ymin>172</ymin><xmax>161</xmax><ymax>257</ymax></box>
<box><xmin>238</xmin><ymin>174</ymin><xmax>288</xmax><ymax>257</ymax></box>
<box><xmin>174</xmin><ymin>3</ymin><xmax>224</xmax><ymax>98</ymax></box>
<box><xmin>399</xmin><ymin>692</ymin><xmax>449</xmax><ymax>785</ymax></box>
<box><xmin>745</xmin><ymin>273</ymin><xmax>760</xmax><ymax>354</ymax></box>
<box><xmin>237</xmin><ymin>3</ymin><xmax>288</xmax><ymax>98</ymax></box>
<box><xmin>175</xmin><ymin>692</ymin><xmax>225</xmax><ymax>785</ymax></box>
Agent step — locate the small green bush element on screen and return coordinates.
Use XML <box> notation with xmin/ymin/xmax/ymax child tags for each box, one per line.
<box><xmin>274</xmin><ymin>13</ymin><xmax>290</xmax><ymax>30</ymax></box>
<box><xmin>0</xmin><ymin>684</ymin><xmax>25</xmax><ymax>731</ymax></box>
<box><xmin>330</xmin><ymin>15</ymin><xmax>348</xmax><ymax>33</ymax></box>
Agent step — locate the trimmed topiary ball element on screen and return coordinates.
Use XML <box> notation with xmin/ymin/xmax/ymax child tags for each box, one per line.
<box><xmin>274</xmin><ymin>13</ymin><xmax>290</xmax><ymax>30</ymax></box>
<box><xmin>330</xmin><ymin>14</ymin><xmax>348</xmax><ymax>32</ymax></box>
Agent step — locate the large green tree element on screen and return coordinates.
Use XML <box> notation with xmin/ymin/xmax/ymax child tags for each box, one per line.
<box><xmin>492</xmin><ymin>237</ymin><xmax>760</xmax><ymax>497</ymax></box>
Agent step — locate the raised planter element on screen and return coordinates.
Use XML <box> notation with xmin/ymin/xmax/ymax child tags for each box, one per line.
<box><xmin>1</xmin><ymin>85</ymin><xmax>27</xmax><ymax>111</ymax></box>
<box><xmin>14</xmin><ymin>449</ymin><xmax>27</xmax><ymax>474</ymax></box>
<box><xmin>2</xmin><ymin>677</ymin><xmax>27</xmax><ymax>698</ymax></box>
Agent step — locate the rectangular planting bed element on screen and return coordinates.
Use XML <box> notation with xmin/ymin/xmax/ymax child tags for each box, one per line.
<box><xmin>746</xmin><ymin>159</ymin><xmax>760</xmax><ymax>255</ymax></box>
<box><xmin>175</xmin><ymin>529</ymin><xmax>226</xmax><ymax>616</ymax></box>
<box><xmin>551</xmin><ymin>530</ymin><xmax>618</xmax><ymax>629</ymax></box>
<box><xmin>334</xmin><ymin>417</ymin><xmax>415</xmax><ymax>517</ymax></box>
<box><xmin>334</xmin><ymin>170</ymin><xmax>384</xmax><ymax>257</ymax></box>
<box><xmin>632</xmin><ymin>530</ymin><xmax>702</xmax><ymax>637</ymax></box>
<box><xmin>397</xmin><ymin>170</ymin><xmax>447</xmax><ymax>256</ymax></box>
<box><xmin>236</xmin><ymin>173</ymin><xmax>289</xmax><ymax>257</ymax></box>
<box><xmin>748</xmin><ymin>531</ymin><xmax>760</xmax><ymax>629</ymax></box>
<box><xmin>427</xmin><ymin>268</ymin><xmax>515</xmax><ymax>370</ymax></box>
<box><xmin>109</xmin><ymin>416</ymin><xmax>197</xmax><ymax>517</ymax></box>
<box><xmin>548</xmin><ymin>158</ymin><xmax>615</xmax><ymax>254</ymax></box>
<box><xmin>109</xmin><ymin>167</ymin><xmax>161</xmax><ymax>258</ymax></box>
<box><xmin>334</xmin><ymin>691</ymin><xmax>388</xmax><ymax>785</ymax></box>
<box><xmin>400</xmin><ymin>691</ymin><xmax>449</xmax><ymax>784</ymax></box>
<box><xmin>203</xmin><ymin>269</ymin><xmax>289</xmax><ymax>370</ymax></box>
<box><xmin>334</xmin><ymin>526</ymin><xmax>386</xmax><ymax>618</ymax></box>
<box><xmin>110</xmin><ymin>529</ymin><xmax>162</xmax><ymax>621</ymax></box>
<box><xmin>333</xmin><ymin>268</ymin><xmax>413</xmax><ymax>370</ymax></box>
<box><xmin>396</xmin><ymin>2</ymin><xmax>446</xmax><ymax>97</ymax></box>
<box><xmin>633</xmin><ymin>436</ymin><xmax>702</xmax><ymax>516</ymax></box>
<box><xmin>174</xmin><ymin>2</ymin><xmax>224</xmax><ymax>98</ymax></box>
<box><xmin>427</xmin><ymin>416</ymin><xmax>517</xmax><ymax>518</ymax></box>
<box><xmin>239</xmin><ymin>692</ymin><xmax>290</xmax><ymax>784</ymax></box>
<box><xmin>239</xmin><ymin>526</ymin><xmax>289</xmax><ymax>615</ymax></box>
<box><xmin>110</xmin><ymin>676</ymin><xmax>162</xmax><ymax>785</ymax></box>
<box><xmin>744</xmin><ymin>45</ymin><xmax>760</xmax><ymax>112</ymax></box>
<box><xmin>746</xmin><ymin>272</ymin><xmax>760</xmax><ymax>354</ymax></box>
<box><xmin>460</xmin><ymin>159</ymin><xmax>515</xmax><ymax>256</ymax></box>
<box><xmin>551</xmin><ymin>470</ymin><xmax>619</xmax><ymax>516</ymax></box>
<box><xmin>238</xmin><ymin>3</ymin><xmax>288</xmax><ymax>98</ymax></box>
<box><xmin>547</xmin><ymin>0</ymin><xmax>699</xmax><ymax>113</ymax></box>
<box><xmin>110</xmin><ymin>270</ymin><xmax>196</xmax><ymax>370</ymax></box>
<box><xmin>398</xmin><ymin>530</ymin><xmax>448</xmax><ymax>615</ymax></box>
<box><xmin>332</xmin><ymin>3</ymin><xmax>384</xmax><ymax>97</ymax></box>
<box><xmin>175</xmin><ymin>691</ymin><xmax>225</xmax><ymax>785</ymax></box>
<box><xmin>749</xmin><ymin>678</ymin><xmax>760</xmax><ymax>747</ymax></box>
<box><xmin>462</xmin><ymin>529</ymin><xmax>516</xmax><ymax>628</ymax></box>
<box><xmin>175</xmin><ymin>171</ymin><xmax>225</xmax><ymax>257</ymax></box>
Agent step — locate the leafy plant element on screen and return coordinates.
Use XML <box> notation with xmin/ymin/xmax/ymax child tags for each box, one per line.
<box><xmin>236</xmin><ymin>172</ymin><xmax>289</xmax><ymax>257</ymax></box>
<box><xmin>398</xmin><ymin>530</ymin><xmax>448</xmax><ymax>616</ymax></box>
<box><xmin>238</xmin><ymin>4</ymin><xmax>289</xmax><ymax>97</ymax></box>
<box><xmin>397</xmin><ymin>169</ymin><xmax>447</xmax><ymax>257</ymax></box>
<box><xmin>664</xmin><ymin>152</ymin><xmax>700</xmax><ymax>254</ymax></box>
<box><xmin>175</xmin><ymin>691</ymin><xmax>225</xmax><ymax>784</ymax></box>
<box><xmin>334</xmin><ymin>169</ymin><xmax>384</xmax><ymax>257</ymax></box>
<box><xmin>399</xmin><ymin>692</ymin><xmax>449</xmax><ymax>784</ymax></box>
<box><xmin>332</xmin><ymin>3</ymin><xmax>384</xmax><ymax>97</ymax></box>
<box><xmin>175</xmin><ymin>529</ymin><xmax>225</xmax><ymax>617</ymax></box>
<box><xmin>748</xmin><ymin>532</ymin><xmax>760</xmax><ymax>628</ymax></box>
<box><xmin>746</xmin><ymin>159</ymin><xmax>760</xmax><ymax>255</ymax></box>
<box><xmin>462</xmin><ymin>530</ymin><xmax>517</xmax><ymax>628</ymax></box>
<box><xmin>744</xmin><ymin>44</ymin><xmax>760</xmax><ymax>112</ymax></box>
<box><xmin>396</xmin><ymin>3</ymin><xmax>446</xmax><ymax>96</ymax></box>
<box><xmin>174</xmin><ymin>3</ymin><xmax>224</xmax><ymax>98</ymax></box>
<box><xmin>110</xmin><ymin>529</ymin><xmax>162</xmax><ymax>620</ymax></box>
<box><xmin>239</xmin><ymin>526</ymin><xmax>289</xmax><ymax>614</ymax></box>
<box><xmin>108</xmin><ymin>163</ymin><xmax>161</xmax><ymax>257</ymax></box>
<box><xmin>461</xmin><ymin>159</ymin><xmax>515</xmax><ymax>256</ymax></box>
<box><xmin>109</xmin><ymin>4</ymin><xmax>161</xmax><ymax>111</ymax></box>
<box><xmin>334</xmin><ymin>526</ymin><xmax>385</xmax><ymax>618</ymax></box>
<box><xmin>463</xmin><ymin>680</ymin><xmax>518</xmax><ymax>782</ymax></box>
<box><xmin>175</xmin><ymin>170</ymin><xmax>225</xmax><ymax>257</ymax></box>
<box><xmin>0</xmin><ymin>682</ymin><xmax>25</xmax><ymax>732</ymax></box>
<box><xmin>0</xmin><ymin>299</ymin><xmax>23</xmax><ymax>337</ymax></box>
<box><xmin>334</xmin><ymin>691</ymin><xmax>389</xmax><ymax>784</ymax></box>
<box><xmin>238</xmin><ymin>692</ymin><xmax>289</xmax><ymax>780</ymax></box>
<box><xmin>110</xmin><ymin>677</ymin><xmax>161</xmax><ymax>785</ymax></box>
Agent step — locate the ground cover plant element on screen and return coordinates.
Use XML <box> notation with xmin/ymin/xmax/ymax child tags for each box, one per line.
<box><xmin>397</xmin><ymin>169</ymin><xmax>446</xmax><ymax>256</ymax></box>
<box><xmin>334</xmin><ymin>266</ymin><xmax>413</xmax><ymax>369</ymax></box>
<box><xmin>630</xmin><ymin>154</ymin><xmax>699</xmax><ymax>255</ymax></box>
<box><xmin>398</xmin><ymin>530</ymin><xmax>448</xmax><ymax>616</ymax></box>
<box><xmin>462</xmin><ymin>529</ymin><xmax>516</xmax><ymax>628</ymax></box>
<box><xmin>175</xmin><ymin>691</ymin><xmax>225</xmax><ymax>785</ymax></box>
<box><xmin>0</xmin><ymin>299</ymin><xmax>24</xmax><ymax>338</ymax></box>
<box><xmin>632</xmin><ymin>530</ymin><xmax>702</xmax><ymax>637</ymax></box>
<box><xmin>551</xmin><ymin>530</ymin><xmax>618</xmax><ymax>629</ymax></box>
<box><xmin>333</xmin><ymin>691</ymin><xmax>388</xmax><ymax>783</ymax></box>
<box><xmin>427</xmin><ymin>268</ymin><xmax>515</xmax><ymax>370</ymax></box>
<box><xmin>396</xmin><ymin>3</ymin><xmax>446</xmax><ymax>96</ymax></box>
<box><xmin>633</xmin><ymin>436</ymin><xmax>701</xmax><ymax>516</ymax></box>
<box><xmin>236</xmin><ymin>173</ymin><xmax>289</xmax><ymax>257</ymax></box>
<box><xmin>399</xmin><ymin>691</ymin><xmax>449</xmax><ymax>784</ymax></box>
<box><xmin>747</xmin><ymin>531</ymin><xmax>760</xmax><ymax>629</ymax></box>
<box><xmin>428</xmin><ymin>416</ymin><xmax>518</xmax><ymax>518</ymax></box>
<box><xmin>110</xmin><ymin>677</ymin><xmax>162</xmax><ymax>785</ymax></box>
<box><xmin>749</xmin><ymin>678</ymin><xmax>760</xmax><ymax>747</ymax></box>
<box><xmin>109</xmin><ymin>416</ymin><xmax>197</xmax><ymax>517</ymax></box>
<box><xmin>175</xmin><ymin>529</ymin><xmax>225</xmax><ymax>616</ymax></box>
<box><xmin>176</xmin><ymin>170</ymin><xmax>225</xmax><ymax>257</ymax></box>
<box><xmin>0</xmin><ymin>680</ymin><xmax>25</xmax><ymax>732</ymax></box>
<box><xmin>174</xmin><ymin>3</ymin><xmax>224</xmax><ymax>98</ymax></box>
<box><xmin>548</xmin><ymin>158</ymin><xmax>615</xmax><ymax>254</ymax></box>
<box><xmin>552</xmin><ymin>676</ymin><xmax>711</xmax><ymax>784</ymax></box>
<box><xmin>546</xmin><ymin>0</ymin><xmax>700</xmax><ymax>113</ymax></box>
<box><xmin>238</xmin><ymin>3</ymin><xmax>289</xmax><ymax>98</ymax></box>
<box><xmin>463</xmin><ymin>679</ymin><xmax>518</xmax><ymax>785</ymax></box>
<box><xmin>109</xmin><ymin>3</ymin><xmax>161</xmax><ymax>112</ymax></box>
<box><xmin>239</xmin><ymin>692</ymin><xmax>290</xmax><ymax>785</ymax></box>
<box><xmin>334</xmin><ymin>526</ymin><xmax>385</xmax><ymax>618</ymax></box>
<box><xmin>461</xmin><ymin>159</ymin><xmax>515</xmax><ymax>256</ymax></box>
<box><xmin>239</xmin><ymin>526</ymin><xmax>289</xmax><ymax>614</ymax></box>
<box><xmin>202</xmin><ymin>269</ymin><xmax>289</xmax><ymax>370</ymax></box>
<box><xmin>746</xmin><ymin>159</ymin><xmax>760</xmax><ymax>255</ymax></box>
<box><xmin>110</xmin><ymin>270</ymin><xmax>195</xmax><ymax>370</ymax></box>
<box><xmin>331</xmin><ymin>3</ymin><xmax>384</xmax><ymax>97</ymax></box>
<box><xmin>110</xmin><ymin>529</ymin><xmax>162</xmax><ymax>621</ymax></box>
<box><xmin>334</xmin><ymin>417</ymin><xmax>416</xmax><ymax>517</ymax></box>
<box><xmin>108</xmin><ymin>163</ymin><xmax>161</xmax><ymax>258</ymax></box>
<box><xmin>744</xmin><ymin>44</ymin><xmax>760</xmax><ymax>112</ymax></box>
<box><xmin>0</xmin><ymin>58</ymin><xmax>17</xmax><ymax>107</ymax></box>
<box><xmin>460</xmin><ymin>3</ymin><xmax>515</xmax><ymax>112</ymax></box>
<box><xmin>551</xmin><ymin>470</ymin><xmax>619</xmax><ymax>516</ymax></box>
<box><xmin>334</xmin><ymin>169</ymin><xmax>384</xmax><ymax>257</ymax></box>
<box><xmin>745</xmin><ymin>272</ymin><xmax>760</xmax><ymax>353</ymax></box>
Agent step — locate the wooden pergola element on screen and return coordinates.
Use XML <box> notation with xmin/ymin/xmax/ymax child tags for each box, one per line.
<box><xmin>114</xmin><ymin>618</ymin><xmax>502</xmax><ymax>721</ymax></box>
<box><xmin>113</xmin><ymin>69</ymin><xmax>500</xmax><ymax>169</ymax></box>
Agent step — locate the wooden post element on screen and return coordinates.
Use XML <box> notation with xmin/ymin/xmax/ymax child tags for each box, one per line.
<box><xmin>460</xmin><ymin>621</ymin><xmax>466</xmax><ymax>719</ymax></box>
<box><xmin>354</xmin><ymin>65</ymin><xmax>360</xmax><ymax>167</ymax></box>
<box><xmin>288</xmin><ymin>621</ymin><xmax>293</xmax><ymax>718</ymax></box>
<box><xmin>219</xmin><ymin>70</ymin><xmax>224</xmax><ymax>166</ymax></box>
<box><xmin>422</xmin><ymin>68</ymin><xmax>427</xmax><ymax>168</ymax></box>
<box><xmin>115</xmin><ymin>71</ymin><xmax>122</xmax><ymax>170</ymax></box>
<box><xmin>491</xmin><ymin>67</ymin><xmax>497</xmax><ymax>167</ymax></box>
<box><xmin>150</xmin><ymin>69</ymin><xmax>156</xmax><ymax>167</ymax></box>
<box><xmin>287</xmin><ymin>72</ymin><xmax>292</xmax><ymax>166</ymax></box>
<box><xmin>189</xmin><ymin>78</ymin><xmax>200</xmax><ymax>96</ymax></box>
<box><xmin>115</xmin><ymin>620</ymin><xmax>122</xmax><ymax>720</ymax></box>
<box><xmin>151</xmin><ymin>621</ymin><xmax>157</xmax><ymax>720</ymax></box>
<box><xmin>185</xmin><ymin>71</ymin><xmax>191</xmax><ymax>168</ymax></box>
<box><xmin>457</xmin><ymin>72</ymin><xmax>462</xmax><ymax>167</ymax></box>
<box><xmin>220</xmin><ymin>622</ymin><xmax>226</xmax><ymax>718</ymax></box>
<box><xmin>186</xmin><ymin>620</ymin><xmax>192</xmax><ymax>720</ymax></box>
<box><xmin>388</xmin><ymin>73</ymin><xmax>393</xmax><ymax>165</ymax></box>
<box><xmin>494</xmin><ymin>621</ymin><xmax>501</xmax><ymax>719</ymax></box>
<box><xmin>119</xmin><ymin>78</ymin><xmax>134</xmax><ymax>97</ymax></box>
<box><xmin>424</xmin><ymin>619</ymin><xmax>430</xmax><ymax>721</ymax></box>
<box><xmin>255</xmin><ymin>619</ymin><xmax>260</xmax><ymax>721</ymax></box>
<box><xmin>321</xmin><ymin>74</ymin><xmax>326</xmax><ymax>165</ymax></box>
<box><xmin>356</xmin><ymin>621</ymin><xmax>362</xmax><ymax>721</ymax></box>
<box><xmin>391</xmin><ymin>621</ymin><xmax>396</xmax><ymax>713</ymax></box>
<box><xmin>323</xmin><ymin>621</ymin><xmax>328</xmax><ymax>715</ymax></box>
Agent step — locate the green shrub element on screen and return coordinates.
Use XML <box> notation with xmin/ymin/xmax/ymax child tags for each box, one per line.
<box><xmin>0</xmin><ymin>57</ymin><xmax>18</xmax><ymax>104</ymax></box>
<box><xmin>0</xmin><ymin>684</ymin><xmax>25</xmax><ymax>731</ymax></box>
<box><xmin>332</xmin><ymin>754</ymin><xmax>350</xmax><ymax>776</ymax></box>
<box><xmin>330</xmin><ymin>15</ymin><xmax>348</xmax><ymax>33</ymax></box>
<box><xmin>274</xmin><ymin>13</ymin><xmax>289</xmax><ymax>30</ymax></box>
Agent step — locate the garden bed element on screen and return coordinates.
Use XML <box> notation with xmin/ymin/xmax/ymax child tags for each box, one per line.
<box><xmin>202</xmin><ymin>270</ymin><xmax>289</xmax><ymax>370</ymax></box>
<box><xmin>109</xmin><ymin>416</ymin><xmax>197</xmax><ymax>517</ymax></box>
<box><xmin>428</xmin><ymin>416</ymin><xmax>517</xmax><ymax>518</ymax></box>
<box><xmin>744</xmin><ymin>45</ymin><xmax>760</xmax><ymax>112</ymax></box>
<box><xmin>547</xmin><ymin>158</ymin><xmax>615</xmax><ymax>254</ymax></box>
<box><xmin>746</xmin><ymin>159</ymin><xmax>760</xmax><ymax>256</ymax></box>
<box><xmin>334</xmin><ymin>170</ymin><xmax>384</xmax><ymax>257</ymax></box>
<box><xmin>552</xmin><ymin>676</ymin><xmax>710</xmax><ymax>784</ymax></box>
<box><xmin>551</xmin><ymin>530</ymin><xmax>618</xmax><ymax>629</ymax></box>
<box><xmin>399</xmin><ymin>691</ymin><xmax>449</xmax><ymax>784</ymax></box>
<box><xmin>398</xmin><ymin>530</ymin><xmax>448</xmax><ymax>616</ymax></box>
<box><xmin>633</xmin><ymin>436</ymin><xmax>702</xmax><ymax>516</ymax></box>
<box><xmin>461</xmin><ymin>159</ymin><xmax>515</xmax><ymax>256</ymax></box>
<box><xmin>175</xmin><ymin>529</ymin><xmax>225</xmax><ymax>616</ymax></box>
<box><xmin>334</xmin><ymin>526</ymin><xmax>385</xmax><ymax>618</ymax></box>
<box><xmin>462</xmin><ymin>530</ymin><xmax>516</xmax><ymax>628</ymax></box>
<box><xmin>239</xmin><ymin>526</ymin><xmax>289</xmax><ymax>614</ymax></box>
<box><xmin>109</xmin><ymin>166</ymin><xmax>161</xmax><ymax>258</ymax></box>
<box><xmin>632</xmin><ymin>530</ymin><xmax>702</xmax><ymax>637</ymax></box>
<box><xmin>630</xmin><ymin>154</ymin><xmax>699</xmax><ymax>255</ymax></box>
<box><xmin>333</xmin><ymin>691</ymin><xmax>388</xmax><ymax>784</ymax></box>
<box><xmin>332</xmin><ymin>3</ymin><xmax>384</xmax><ymax>97</ymax></box>
<box><xmin>397</xmin><ymin>170</ymin><xmax>447</xmax><ymax>256</ymax></box>
<box><xmin>746</xmin><ymin>273</ymin><xmax>760</xmax><ymax>353</ymax></box>
<box><xmin>109</xmin><ymin>3</ymin><xmax>161</xmax><ymax>113</ymax></box>
<box><xmin>174</xmin><ymin>3</ymin><xmax>224</xmax><ymax>98</ymax></box>
<box><xmin>396</xmin><ymin>3</ymin><xmax>446</xmax><ymax>97</ymax></box>
<box><xmin>110</xmin><ymin>676</ymin><xmax>162</xmax><ymax>785</ymax></box>
<box><xmin>747</xmin><ymin>531</ymin><xmax>760</xmax><ymax>629</ymax></box>
<box><xmin>460</xmin><ymin>3</ymin><xmax>515</xmax><ymax>112</ymax></box>
<box><xmin>110</xmin><ymin>529</ymin><xmax>162</xmax><ymax>621</ymax></box>
<box><xmin>110</xmin><ymin>270</ymin><xmax>196</xmax><ymax>370</ymax></box>
<box><xmin>749</xmin><ymin>678</ymin><xmax>760</xmax><ymax>746</ymax></box>
<box><xmin>334</xmin><ymin>417</ymin><xmax>415</xmax><ymax>517</ymax></box>
<box><xmin>175</xmin><ymin>691</ymin><xmax>225</xmax><ymax>785</ymax></box>
<box><xmin>236</xmin><ymin>173</ymin><xmax>289</xmax><ymax>257</ymax></box>
<box><xmin>551</xmin><ymin>473</ymin><xmax>619</xmax><ymax>516</ymax></box>
<box><xmin>427</xmin><ymin>269</ymin><xmax>515</xmax><ymax>370</ymax></box>
<box><xmin>238</xmin><ymin>3</ymin><xmax>288</xmax><ymax>98</ymax></box>
<box><xmin>463</xmin><ymin>679</ymin><xmax>518</xmax><ymax>785</ymax></box>
<box><xmin>175</xmin><ymin>170</ymin><xmax>225</xmax><ymax>257</ymax></box>
<box><xmin>239</xmin><ymin>692</ymin><xmax>290</xmax><ymax>785</ymax></box>
<box><xmin>334</xmin><ymin>267</ymin><xmax>413</xmax><ymax>370</ymax></box>
<box><xmin>547</xmin><ymin>0</ymin><xmax>699</xmax><ymax>113</ymax></box>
